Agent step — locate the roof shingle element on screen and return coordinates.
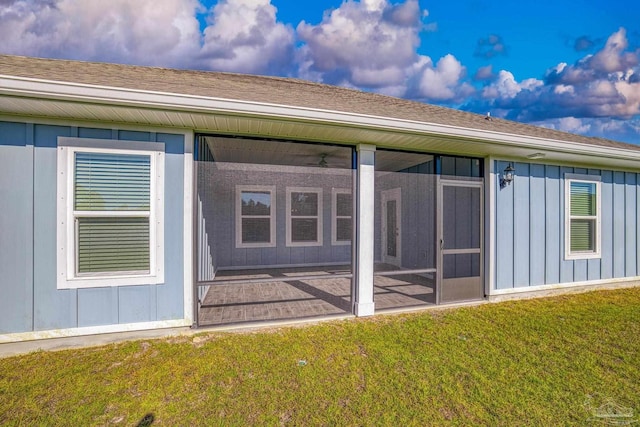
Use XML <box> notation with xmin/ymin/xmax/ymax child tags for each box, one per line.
<box><xmin>0</xmin><ymin>54</ymin><xmax>637</xmax><ymax>151</ymax></box>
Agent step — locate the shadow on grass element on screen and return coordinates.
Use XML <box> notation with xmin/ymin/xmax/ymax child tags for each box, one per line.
<box><xmin>136</xmin><ymin>413</ymin><xmax>154</xmax><ymax>426</ymax></box>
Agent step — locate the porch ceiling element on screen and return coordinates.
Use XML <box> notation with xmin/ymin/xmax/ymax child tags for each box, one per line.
<box><xmin>2</xmin><ymin>92</ymin><xmax>640</xmax><ymax>171</ymax></box>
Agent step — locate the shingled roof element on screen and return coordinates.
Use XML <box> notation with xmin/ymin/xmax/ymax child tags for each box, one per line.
<box><xmin>0</xmin><ymin>54</ymin><xmax>637</xmax><ymax>152</ymax></box>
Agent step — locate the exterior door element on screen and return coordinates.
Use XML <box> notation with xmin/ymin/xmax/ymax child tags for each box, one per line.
<box><xmin>437</xmin><ymin>180</ymin><xmax>483</xmax><ymax>303</ymax></box>
<box><xmin>381</xmin><ymin>188</ymin><xmax>401</xmax><ymax>267</ymax></box>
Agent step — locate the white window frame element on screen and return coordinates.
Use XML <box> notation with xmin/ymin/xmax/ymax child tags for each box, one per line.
<box><xmin>235</xmin><ymin>185</ymin><xmax>276</xmax><ymax>248</ymax></box>
<box><xmin>56</xmin><ymin>137</ymin><xmax>165</xmax><ymax>289</ymax></box>
<box><xmin>286</xmin><ymin>187</ymin><xmax>323</xmax><ymax>247</ymax></box>
<box><xmin>332</xmin><ymin>188</ymin><xmax>352</xmax><ymax>246</ymax></box>
<box><xmin>564</xmin><ymin>175</ymin><xmax>602</xmax><ymax>260</ymax></box>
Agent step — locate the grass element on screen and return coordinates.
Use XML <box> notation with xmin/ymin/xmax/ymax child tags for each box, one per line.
<box><xmin>1</xmin><ymin>288</ymin><xmax>639</xmax><ymax>426</ymax></box>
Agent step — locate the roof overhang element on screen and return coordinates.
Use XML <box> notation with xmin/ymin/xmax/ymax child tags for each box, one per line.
<box><xmin>1</xmin><ymin>74</ymin><xmax>640</xmax><ymax>170</ymax></box>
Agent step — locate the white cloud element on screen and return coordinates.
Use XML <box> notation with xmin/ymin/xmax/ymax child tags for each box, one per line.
<box><xmin>198</xmin><ymin>0</ymin><xmax>295</xmax><ymax>74</ymax></box>
<box><xmin>0</xmin><ymin>0</ymin><xmax>202</xmax><ymax>67</ymax></box>
<box><xmin>477</xmin><ymin>27</ymin><xmax>640</xmax><ymax>138</ymax></box>
<box><xmin>482</xmin><ymin>70</ymin><xmax>543</xmax><ymax>100</ymax></box>
<box><xmin>418</xmin><ymin>54</ymin><xmax>472</xmax><ymax>100</ymax></box>
<box><xmin>588</xmin><ymin>27</ymin><xmax>638</xmax><ymax>73</ymax></box>
<box><xmin>297</xmin><ymin>0</ymin><xmax>422</xmax><ymax>79</ymax></box>
<box><xmin>555</xmin><ymin>117</ymin><xmax>592</xmax><ymax>134</ymax></box>
<box><xmin>296</xmin><ymin>0</ymin><xmax>468</xmax><ymax>101</ymax></box>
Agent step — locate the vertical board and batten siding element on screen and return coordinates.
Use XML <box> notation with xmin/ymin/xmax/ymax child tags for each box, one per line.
<box><xmin>495</xmin><ymin>160</ymin><xmax>640</xmax><ymax>290</ymax></box>
<box><xmin>0</xmin><ymin>120</ymin><xmax>185</xmax><ymax>334</ymax></box>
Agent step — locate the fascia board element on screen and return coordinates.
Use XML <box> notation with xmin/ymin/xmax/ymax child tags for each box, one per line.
<box><xmin>2</xmin><ymin>74</ymin><xmax>640</xmax><ymax>162</ymax></box>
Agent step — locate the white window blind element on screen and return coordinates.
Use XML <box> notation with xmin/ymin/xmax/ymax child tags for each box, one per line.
<box><xmin>74</xmin><ymin>152</ymin><xmax>151</xmax><ymax>275</ymax></box>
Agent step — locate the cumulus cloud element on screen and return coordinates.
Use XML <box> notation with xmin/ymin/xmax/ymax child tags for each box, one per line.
<box><xmin>474</xmin><ymin>34</ymin><xmax>507</xmax><ymax>59</ymax></box>
<box><xmin>296</xmin><ymin>0</ymin><xmax>469</xmax><ymax>102</ymax></box>
<box><xmin>417</xmin><ymin>54</ymin><xmax>474</xmax><ymax>101</ymax></box>
<box><xmin>535</xmin><ymin>116</ymin><xmax>640</xmax><ymax>143</ymax></box>
<box><xmin>481</xmin><ymin>70</ymin><xmax>543</xmax><ymax>100</ymax></box>
<box><xmin>469</xmin><ymin>27</ymin><xmax>640</xmax><ymax>139</ymax></box>
<box><xmin>198</xmin><ymin>0</ymin><xmax>295</xmax><ymax>74</ymax></box>
<box><xmin>297</xmin><ymin>0</ymin><xmax>422</xmax><ymax>85</ymax></box>
<box><xmin>0</xmin><ymin>0</ymin><xmax>202</xmax><ymax>67</ymax></box>
<box><xmin>0</xmin><ymin>0</ymin><xmax>295</xmax><ymax>75</ymax></box>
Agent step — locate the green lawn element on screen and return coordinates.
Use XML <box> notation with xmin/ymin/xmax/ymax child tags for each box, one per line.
<box><xmin>1</xmin><ymin>288</ymin><xmax>639</xmax><ymax>426</ymax></box>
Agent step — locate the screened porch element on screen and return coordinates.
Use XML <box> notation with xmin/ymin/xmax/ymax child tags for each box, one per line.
<box><xmin>194</xmin><ymin>136</ymin><xmax>483</xmax><ymax>327</ymax></box>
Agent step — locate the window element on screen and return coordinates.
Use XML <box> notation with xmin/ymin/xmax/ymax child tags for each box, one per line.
<box><xmin>332</xmin><ymin>188</ymin><xmax>352</xmax><ymax>245</ymax></box>
<box><xmin>286</xmin><ymin>187</ymin><xmax>322</xmax><ymax>246</ymax></box>
<box><xmin>57</xmin><ymin>138</ymin><xmax>165</xmax><ymax>288</ymax></box>
<box><xmin>236</xmin><ymin>185</ymin><xmax>276</xmax><ymax>248</ymax></box>
<box><xmin>565</xmin><ymin>177</ymin><xmax>601</xmax><ymax>259</ymax></box>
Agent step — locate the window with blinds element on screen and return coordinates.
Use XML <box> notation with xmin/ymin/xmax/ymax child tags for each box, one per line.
<box><xmin>57</xmin><ymin>139</ymin><xmax>165</xmax><ymax>289</ymax></box>
<box><xmin>74</xmin><ymin>152</ymin><xmax>151</xmax><ymax>274</ymax></box>
<box><xmin>566</xmin><ymin>179</ymin><xmax>601</xmax><ymax>259</ymax></box>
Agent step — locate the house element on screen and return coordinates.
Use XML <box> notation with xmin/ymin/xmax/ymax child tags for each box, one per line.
<box><xmin>1</xmin><ymin>54</ymin><xmax>639</xmax><ymax>343</ymax></box>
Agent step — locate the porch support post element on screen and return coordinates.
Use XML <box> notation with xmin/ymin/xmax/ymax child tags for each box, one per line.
<box><xmin>354</xmin><ymin>144</ymin><xmax>376</xmax><ymax>316</ymax></box>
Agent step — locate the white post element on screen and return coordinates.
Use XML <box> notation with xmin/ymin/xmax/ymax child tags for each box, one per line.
<box><xmin>354</xmin><ymin>144</ymin><xmax>376</xmax><ymax>316</ymax></box>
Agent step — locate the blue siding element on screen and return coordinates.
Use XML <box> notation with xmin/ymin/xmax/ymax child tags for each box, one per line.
<box><xmin>0</xmin><ymin>120</ymin><xmax>186</xmax><ymax>334</ymax></box>
<box><xmin>559</xmin><ymin>167</ymin><xmax>574</xmax><ymax>283</ymax></box>
<box><xmin>0</xmin><ymin>129</ymin><xmax>34</xmax><ymax>333</ymax></box>
<box><xmin>544</xmin><ymin>166</ymin><xmax>561</xmax><ymax>285</ymax></box>
<box><xmin>78</xmin><ymin>288</ymin><xmax>119</xmax><ymax>327</ymax></box>
<box><xmin>587</xmin><ymin>169</ymin><xmax>602</xmax><ymax>280</ymax></box>
<box><xmin>529</xmin><ymin>164</ymin><xmax>546</xmax><ymax>286</ymax></box>
<box><xmin>613</xmin><ymin>172</ymin><xmax>626</xmax><ymax>277</ymax></box>
<box><xmin>513</xmin><ymin>163</ymin><xmax>530</xmax><ymax>287</ymax></box>
<box><xmin>625</xmin><ymin>173</ymin><xmax>637</xmax><ymax>277</ymax></box>
<box><xmin>33</xmin><ymin>126</ymin><xmax>77</xmax><ymax>330</ymax></box>
<box><xmin>496</xmin><ymin>161</ymin><xmax>514</xmax><ymax>289</ymax></box>
<box><xmin>601</xmin><ymin>171</ymin><xmax>614</xmax><ymax>280</ymax></box>
<box><xmin>495</xmin><ymin>160</ymin><xmax>640</xmax><ymax>289</ymax></box>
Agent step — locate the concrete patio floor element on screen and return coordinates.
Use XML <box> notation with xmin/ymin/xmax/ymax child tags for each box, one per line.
<box><xmin>197</xmin><ymin>266</ymin><xmax>435</xmax><ymax>326</ymax></box>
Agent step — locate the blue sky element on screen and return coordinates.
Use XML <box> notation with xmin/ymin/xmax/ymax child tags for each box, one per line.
<box><xmin>1</xmin><ymin>0</ymin><xmax>639</xmax><ymax>144</ymax></box>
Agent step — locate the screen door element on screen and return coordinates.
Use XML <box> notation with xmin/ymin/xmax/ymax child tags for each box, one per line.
<box><xmin>438</xmin><ymin>180</ymin><xmax>483</xmax><ymax>303</ymax></box>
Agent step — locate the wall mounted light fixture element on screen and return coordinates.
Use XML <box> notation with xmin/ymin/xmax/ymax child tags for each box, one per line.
<box><xmin>500</xmin><ymin>163</ymin><xmax>515</xmax><ymax>188</ymax></box>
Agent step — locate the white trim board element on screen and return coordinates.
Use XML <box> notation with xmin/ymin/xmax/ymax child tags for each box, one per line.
<box><xmin>0</xmin><ymin>319</ymin><xmax>191</xmax><ymax>344</ymax></box>
<box><xmin>183</xmin><ymin>132</ymin><xmax>194</xmax><ymax>325</ymax></box>
<box><xmin>489</xmin><ymin>276</ymin><xmax>640</xmax><ymax>296</ymax></box>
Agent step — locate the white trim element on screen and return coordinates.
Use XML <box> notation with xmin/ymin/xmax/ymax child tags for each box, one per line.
<box><xmin>564</xmin><ymin>177</ymin><xmax>602</xmax><ymax>260</ymax></box>
<box><xmin>286</xmin><ymin>187</ymin><xmax>323</xmax><ymax>247</ymax></box>
<box><xmin>331</xmin><ymin>188</ymin><xmax>352</xmax><ymax>246</ymax></box>
<box><xmin>489</xmin><ymin>276</ymin><xmax>640</xmax><ymax>296</ymax></box>
<box><xmin>183</xmin><ymin>133</ymin><xmax>194</xmax><ymax>325</ymax></box>
<box><xmin>485</xmin><ymin>157</ymin><xmax>495</xmax><ymax>297</ymax></box>
<box><xmin>4</xmin><ymin>75</ymin><xmax>640</xmax><ymax>164</ymax></box>
<box><xmin>235</xmin><ymin>185</ymin><xmax>276</xmax><ymax>248</ymax></box>
<box><xmin>0</xmin><ymin>319</ymin><xmax>191</xmax><ymax>344</ymax></box>
<box><xmin>56</xmin><ymin>138</ymin><xmax>165</xmax><ymax>289</ymax></box>
<box><xmin>354</xmin><ymin>144</ymin><xmax>376</xmax><ymax>316</ymax></box>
